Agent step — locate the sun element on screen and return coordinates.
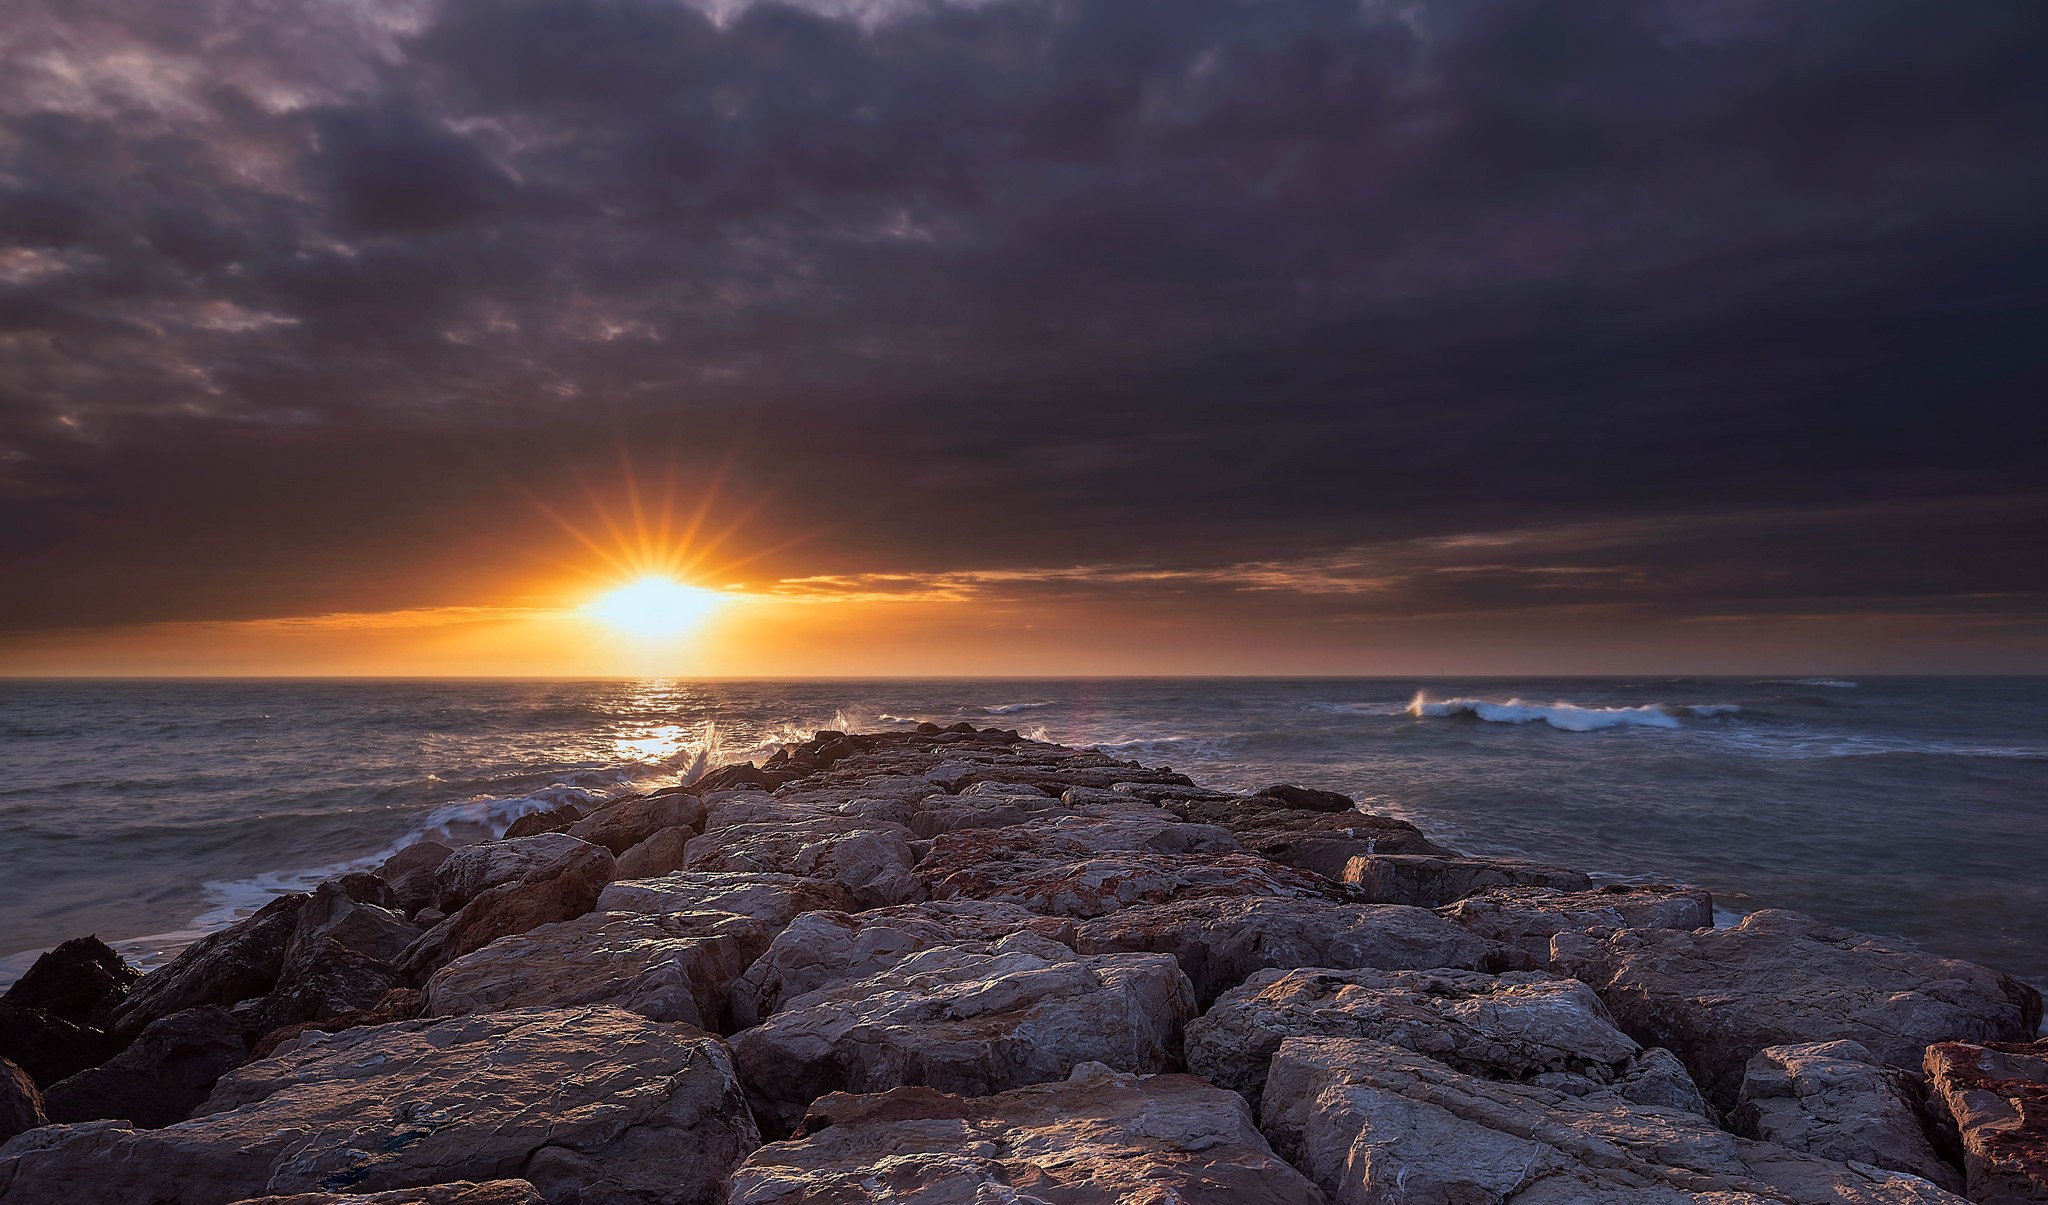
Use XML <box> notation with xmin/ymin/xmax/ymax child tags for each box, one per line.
<box><xmin>586</xmin><ymin>577</ymin><xmax>723</xmax><ymax>640</ymax></box>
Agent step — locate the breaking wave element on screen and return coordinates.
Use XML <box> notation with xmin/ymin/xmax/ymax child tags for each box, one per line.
<box><xmin>984</xmin><ymin>700</ymin><xmax>1058</xmax><ymax>715</ymax></box>
<box><xmin>1759</xmin><ymin>678</ymin><xmax>1860</xmax><ymax>688</ymax></box>
<box><xmin>1406</xmin><ymin>693</ymin><xmax>1740</xmax><ymax>732</ymax></box>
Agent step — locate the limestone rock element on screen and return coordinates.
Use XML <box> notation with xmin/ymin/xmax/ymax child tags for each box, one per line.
<box><xmin>731</xmin><ymin>932</ymin><xmax>1196</xmax><ymax>1136</ymax></box>
<box><xmin>1556</xmin><ymin>909</ymin><xmax>2043</xmax><ymax>1112</ymax></box>
<box><xmin>112</xmin><ymin>892</ymin><xmax>310</xmax><ymax>1040</ymax></box>
<box><xmin>429</xmin><ymin>834</ymin><xmax>600</xmax><ymax>914</ymax></box>
<box><xmin>1342</xmin><ymin>853</ymin><xmax>1593</xmax><ymax>908</ymax></box>
<box><xmin>1073</xmin><ymin>895</ymin><xmax>1498</xmax><ymax>1002</ymax></box>
<box><xmin>425</xmin><ymin>910</ymin><xmax>771</xmax><ymax>1031</ymax></box>
<box><xmin>0</xmin><ymin>1057</ymin><xmax>43</xmax><ymax>1146</ymax></box>
<box><xmin>1923</xmin><ymin>1037</ymin><xmax>2048</xmax><ymax>1203</ymax></box>
<box><xmin>1262</xmin><ymin>1035</ymin><xmax>1966</xmax><ymax>1204</ymax></box>
<box><xmin>229</xmin><ymin>1182</ymin><xmax>544</xmax><ymax>1205</ymax></box>
<box><xmin>727</xmin><ymin>1064</ymin><xmax>1325</xmax><ymax>1205</ymax></box>
<box><xmin>595</xmin><ymin>871</ymin><xmax>855</xmax><ymax>928</ymax></box>
<box><xmin>1732</xmin><ymin>1040</ymin><xmax>1962</xmax><ymax>1193</ymax></box>
<box><xmin>568</xmin><ymin>791</ymin><xmax>707</xmax><ymax>856</ymax></box>
<box><xmin>2</xmin><ymin>936</ymin><xmax>139</xmax><ymax>1028</ymax></box>
<box><xmin>1441</xmin><ymin>883</ymin><xmax>1713</xmax><ymax>968</ymax></box>
<box><xmin>43</xmin><ymin>1005</ymin><xmax>246</xmax><ymax>1129</ymax></box>
<box><xmin>922</xmin><ymin>847</ymin><xmax>1337</xmax><ymax>919</ymax></box>
<box><xmin>396</xmin><ymin>841</ymin><xmax>616</xmax><ymax>981</ymax></box>
<box><xmin>376</xmin><ymin>841</ymin><xmax>454</xmax><ymax>916</ymax></box>
<box><xmin>0</xmin><ymin>1007</ymin><xmax>758</xmax><ymax>1205</ymax></box>
<box><xmin>682</xmin><ymin>818</ymin><xmax>921</xmax><ymax>909</ymax></box>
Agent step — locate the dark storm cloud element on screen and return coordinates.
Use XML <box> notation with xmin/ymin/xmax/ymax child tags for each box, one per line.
<box><xmin>1</xmin><ymin>0</ymin><xmax>2045</xmax><ymax>634</ymax></box>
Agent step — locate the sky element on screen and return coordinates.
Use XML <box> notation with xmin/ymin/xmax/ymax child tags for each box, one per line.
<box><xmin>1</xmin><ymin>0</ymin><xmax>2045</xmax><ymax>676</ymax></box>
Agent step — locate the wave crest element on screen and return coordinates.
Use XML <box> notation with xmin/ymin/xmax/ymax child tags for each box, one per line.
<box><xmin>1406</xmin><ymin>693</ymin><xmax>1738</xmax><ymax>732</ymax></box>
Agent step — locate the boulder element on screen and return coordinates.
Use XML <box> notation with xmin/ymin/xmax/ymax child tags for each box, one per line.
<box><xmin>1342</xmin><ymin>853</ymin><xmax>1593</xmax><ymax>908</ymax></box>
<box><xmin>1164</xmin><ymin>795</ymin><xmax>1451</xmax><ymax>858</ymax></box>
<box><xmin>396</xmin><ymin>841</ymin><xmax>616</xmax><ymax>980</ymax></box>
<box><xmin>692</xmin><ymin>762</ymin><xmax>790</xmax><ymax>793</ymax></box>
<box><xmin>611</xmin><ymin>827</ymin><xmax>692</xmax><ymax>879</ymax></box>
<box><xmin>1732</xmin><ymin>1040</ymin><xmax>1962</xmax><ymax>1193</ymax></box>
<box><xmin>285</xmin><ymin>880</ymin><xmax>416</xmax><ymax>966</ymax></box>
<box><xmin>42</xmin><ymin>1005</ymin><xmax>246</xmax><ymax>1129</ymax></box>
<box><xmin>922</xmin><ymin>847</ymin><xmax>1338</xmax><ymax>919</ymax></box>
<box><xmin>1555</xmin><ymin>909</ymin><xmax>2043</xmax><ymax>1112</ymax></box>
<box><xmin>1250</xmin><ymin>783</ymin><xmax>1359</xmax><ymax>812</ymax></box>
<box><xmin>2</xmin><ymin>936</ymin><xmax>139</xmax><ymax>1028</ymax></box>
<box><xmin>727</xmin><ymin>1064</ymin><xmax>1324</xmax><ymax>1205</ymax></box>
<box><xmin>503</xmin><ymin>805</ymin><xmax>582</xmax><ymax>839</ymax></box>
<box><xmin>0</xmin><ymin>1007</ymin><xmax>758</xmax><ymax>1205</ymax></box>
<box><xmin>428</xmin><ymin>834</ymin><xmax>601</xmax><ymax>914</ymax></box>
<box><xmin>229</xmin><ymin>1183</ymin><xmax>544</xmax><ymax>1205</ymax></box>
<box><xmin>376</xmin><ymin>841</ymin><xmax>454</xmax><ymax>915</ymax></box>
<box><xmin>247</xmin><ymin>942</ymin><xmax>406</xmax><ymax>1035</ymax></box>
<box><xmin>595</xmin><ymin>871</ymin><xmax>855</xmax><ymax>928</ymax></box>
<box><xmin>682</xmin><ymin>818</ymin><xmax>921</xmax><ymax>909</ymax></box>
<box><xmin>1440</xmin><ymin>883</ymin><xmax>1713</xmax><ymax>968</ymax></box>
<box><xmin>568</xmin><ymin>791</ymin><xmax>707</xmax><ymax>856</ymax></box>
<box><xmin>0</xmin><ymin>1001</ymin><xmax>116</xmax><ymax>1087</ymax></box>
<box><xmin>0</xmin><ymin>1057</ymin><xmax>43</xmax><ymax>1146</ymax></box>
<box><xmin>730</xmin><ymin>900</ymin><xmax>1079</xmax><ymax>1026</ymax></box>
<box><xmin>424</xmin><ymin>909</ymin><xmax>771</xmax><ymax>1031</ymax></box>
<box><xmin>1073</xmin><ymin>895</ymin><xmax>1498</xmax><ymax>1002</ymax></box>
<box><xmin>248</xmin><ymin>988</ymin><xmax>423</xmax><ymax>1061</ymax></box>
<box><xmin>1262</xmin><ymin>1035</ymin><xmax>1966</xmax><ymax>1204</ymax></box>
<box><xmin>112</xmin><ymin>893</ymin><xmax>310</xmax><ymax>1040</ymax></box>
<box><xmin>730</xmin><ymin>932</ymin><xmax>1196</xmax><ymax>1136</ymax></box>
<box><xmin>1923</xmin><ymin>1037</ymin><xmax>2048</xmax><ymax>1202</ymax></box>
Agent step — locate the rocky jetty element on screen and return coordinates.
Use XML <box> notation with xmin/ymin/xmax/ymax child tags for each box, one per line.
<box><xmin>0</xmin><ymin>722</ymin><xmax>2040</xmax><ymax>1203</ymax></box>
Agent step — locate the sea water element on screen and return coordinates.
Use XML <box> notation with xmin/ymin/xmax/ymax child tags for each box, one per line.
<box><xmin>2</xmin><ymin>677</ymin><xmax>2042</xmax><ymax>989</ymax></box>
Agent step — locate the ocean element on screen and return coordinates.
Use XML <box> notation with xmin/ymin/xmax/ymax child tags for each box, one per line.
<box><xmin>2</xmin><ymin>677</ymin><xmax>2043</xmax><ymax>991</ymax></box>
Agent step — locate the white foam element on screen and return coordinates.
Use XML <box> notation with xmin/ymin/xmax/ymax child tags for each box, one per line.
<box><xmin>984</xmin><ymin>701</ymin><xmax>1057</xmax><ymax>715</ymax></box>
<box><xmin>1405</xmin><ymin>693</ymin><xmax>1738</xmax><ymax>732</ymax></box>
<box><xmin>1760</xmin><ymin>678</ymin><xmax>1860</xmax><ymax>688</ymax></box>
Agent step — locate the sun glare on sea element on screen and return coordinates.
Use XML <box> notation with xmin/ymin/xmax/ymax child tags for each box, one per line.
<box><xmin>586</xmin><ymin>578</ymin><xmax>723</xmax><ymax>640</ymax></box>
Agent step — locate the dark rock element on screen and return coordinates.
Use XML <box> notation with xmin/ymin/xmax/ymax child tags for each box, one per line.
<box><xmin>42</xmin><ymin>1005</ymin><xmax>245</xmax><ymax>1128</ymax></box>
<box><xmin>2</xmin><ymin>936</ymin><xmax>139</xmax><ymax>1028</ymax></box>
<box><xmin>1342</xmin><ymin>853</ymin><xmax>1593</xmax><ymax>908</ymax></box>
<box><xmin>247</xmin><ymin>943</ymin><xmax>404</xmax><ymax>1035</ymax></box>
<box><xmin>694</xmin><ymin>762</ymin><xmax>790</xmax><ymax>793</ymax></box>
<box><xmin>0</xmin><ymin>1056</ymin><xmax>45</xmax><ymax>1145</ymax></box>
<box><xmin>248</xmin><ymin>988</ymin><xmax>423</xmax><ymax>1061</ymax></box>
<box><xmin>228</xmin><ymin>1182</ymin><xmax>546</xmax><ymax>1205</ymax></box>
<box><xmin>1250</xmin><ymin>783</ymin><xmax>1357</xmax><ymax>813</ymax></box>
<box><xmin>111</xmin><ymin>893</ymin><xmax>310</xmax><ymax>1041</ymax></box>
<box><xmin>376</xmin><ymin>841</ymin><xmax>454</xmax><ymax>915</ymax></box>
<box><xmin>502</xmin><ymin>806</ymin><xmax>580</xmax><ymax>839</ymax></box>
<box><xmin>0</xmin><ymin>1002</ymin><xmax>116</xmax><ymax>1088</ymax></box>
<box><xmin>285</xmin><ymin>880</ymin><xmax>415</xmax><ymax>965</ymax></box>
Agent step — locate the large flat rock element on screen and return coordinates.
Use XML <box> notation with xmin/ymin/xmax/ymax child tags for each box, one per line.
<box><xmin>0</xmin><ymin>1007</ymin><xmax>759</xmax><ymax>1205</ymax></box>
<box><xmin>594</xmin><ymin>871</ymin><xmax>855</xmax><ymax>928</ymax></box>
<box><xmin>921</xmin><ymin>845</ymin><xmax>1338</xmax><ymax>919</ymax></box>
<box><xmin>1440</xmin><ymin>883</ymin><xmax>1713</xmax><ymax>968</ymax></box>
<box><xmin>682</xmin><ymin>818</ymin><xmax>922</xmax><ymax>909</ymax></box>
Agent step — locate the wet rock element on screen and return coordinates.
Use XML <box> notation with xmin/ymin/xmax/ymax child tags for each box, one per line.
<box><xmin>731</xmin><ymin>932</ymin><xmax>1196</xmax><ymax>1136</ymax></box>
<box><xmin>2</xmin><ymin>936</ymin><xmax>139</xmax><ymax>1028</ymax></box>
<box><xmin>1073</xmin><ymin>895</ymin><xmax>1498</xmax><ymax>1002</ymax></box>
<box><xmin>728</xmin><ymin>1064</ymin><xmax>1325</xmax><ymax>1205</ymax></box>
<box><xmin>1262</xmin><ymin>1035</ymin><xmax>1965</xmax><ymax>1204</ymax></box>
<box><xmin>1440</xmin><ymin>883</ymin><xmax>1713</xmax><ymax>968</ymax></box>
<box><xmin>1555</xmin><ymin>909</ymin><xmax>2044</xmax><ymax>1112</ymax></box>
<box><xmin>612</xmin><ymin>826</ymin><xmax>692</xmax><ymax>878</ymax></box>
<box><xmin>429</xmin><ymin>833</ymin><xmax>600</xmax><ymax>914</ymax></box>
<box><xmin>730</xmin><ymin>900</ymin><xmax>1078</xmax><ymax>1026</ymax></box>
<box><xmin>1249</xmin><ymin>783</ymin><xmax>1359</xmax><ymax>813</ymax></box>
<box><xmin>682</xmin><ymin>818</ymin><xmax>922</xmax><ymax>909</ymax></box>
<box><xmin>396</xmin><ymin>840</ymin><xmax>616</xmax><ymax>980</ymax></box>
<box><xmin>229</xmin><ymin>1182</ymin><xmax>545</xmax><ymax>1205</ymax></box>
<box><xmin>0</xmin><ymin>1001</ymin><xmax>116</xmax><ymax>1087</ymax></box>
<box><xmin>595</xmin><ymin>871</ymin><xmax>855</xmax><ymax>928</ymax></box>
<box><xmin>1165</xmin><ymin>795</ymin><xmax>1452</xmax><ymax>859</ymax></box>
<box><xmin>921</xmin><ymin>846</ymin><xmax>1338</xmax><ymax>919</ymax></box>
<box><xmin>0</xmin><ymin>1007</ymin><xmax>758</xmax><ymax>1205</ymax></box>
<box><xmin>1186</xmin><ymin>966</ymin><xmax>1658</xmax><ymax>1115</ymax></box>
<box><xmin>247</xmin><ymin>987</ymin><xmax>422</xmax><ymax>1061</ymax></box>
<box><xmin>1342</xmin><ymin>853</ymin><xmax>1593</xmax><ymax>908</ymax></box>
<box><xmin>1923</xmin><ymin>1037</ymin><xmax>2048</xmax><ymax>1202</ymax></box>
<box><xmin>112</xmin><ymin>892</ymin><xmax>310</xmax><ymax>1040</ymax></box>
<box><xmin>0</xmin><ymin>1057</ymin><xmax>44</xmax><ymax>1146</ymax></box>
<box><xmin>42</xmin><ymin>1005</ymin><xmax>245</xmax><ymax>1129</ymax></box>
<box><xmin>1732</xmin><ymin>1040</ymin><xmax>1962</xmax><ymax>1193</ymax></box>
<box><xmin>567</xmin><ymin>790</ymin><xmax>707</xmax><ymax>855</ymax></box>
<box><xmin>693</xmin><ymin>762</ymin><xmax>790</xmax><ymax>793</ymax></box>
<box><xmin>376</xmin><ymin>841</ymin><xmax>454</xmax><ymax>916</ymax></box>
<box><xmin>424</xmin><ymin>909</ymin><xmax>771</xmax><ymax>1031</ymax></box>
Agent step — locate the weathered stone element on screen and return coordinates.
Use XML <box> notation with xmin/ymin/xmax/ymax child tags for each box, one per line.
<box><xmin>503</xmin><ymin>805</ymin><xmax>583</xmax><ymax>839</ymax></box>
<box><xmin>287</xmin><ymin>881</ymin><xmax>416</xmax><ymax>966</ymax></box>
<box><xmin>1924</xmin><ymin>1037</ymin><xmax>2048</xmax><ymax>1203</ymax></box>
<box><xmin>731</xmin><ymin>932</ymin><xmax>1196</xmax><ymax>1136</ymax></box>
<box><xmin>0</xmin><ymin>1001</ymin><xmax>115</xmax><ymax>1087</ymax></box>
<box><xmin>376</xmin><ymin>841</ymin><xmax>454</xmax><ymax>915</ymax></box>
<box><xmin>1187</xmin><ymin>966</ymin><xmax>1660</xmax><ymax>1115</ymax></box>
<box><xmin>429</xmin><ymin>834</ymin><xmax>601</xmax><ymax>914</ymax></box>
<box><xmin>1165</xmin><ymin>795</ymin><xmax>1451</xmax><ymax>858</ymax></box>
<box><xmin>43</xmin><ymin>1005</ymin><xmax>245</xmax><ymax>1128</ymax></box>
<box><xmin>728</xmin><ymin>1064</ymin><xmax>1324</xmax><ymax>1205</ymax></box>
<box><xmin>2</xmin><ymin>936</ymin><xmax>139</xmax><ymax>1028</ymax></box>
<box><xmin>0</xmin><ymin>1057</ymin><xmax>43</xmax><ymax>1146</ymax></box>
<box><xmin>229</xmin><ymin>1182</ymin><xmax>545</xmax><ymax>1205</ymax></box>
<box><xmin>682</xmin><ymin>818</ymin><xmax>921</xmax><ymax>909</ymax></box>
<box><xmin>1342</xmin><ymin>853</ymin><xmax>1593</xmax><ymax>908</ymax></box>
<box><xmin>595</xmin><ymin>871</ymin><xmax>855</xmax><ymax>928</ymax></box>
<box><xmin>112</xmin><ymin>893</ymin><xmax>310</xmax><ymax>1040</ymax></box>
<box><xmin>1732</xmin><ymin>1040</ymin><xmax>1962</xmax><ymax>1193</ymax></box>
<box><xmin>1262</xmin><ymin>1035</ymin><xmax>1966</xmax><ymax>1204</ymax></box>
<box><xmin>248</xmin><ymin>941</ymin><xmax>405</xmax><ymax>1035</ymax></box>
<box><xmin>1250</xmin><ymin>783</ymin><xmax>1359</xmax><ymax>813</ymax></box>
<box><xmin>923</xmin><ymin>846</ymin><xmax>1338</xmax><ymax>919</ymax></box>
<box><xmin>1441</xmin><ymin>883</ymin><xmax>1714</xmax><ymax>968</ymax></box>
<box><xmin>611</xmin><ymin>826</ymin><xmax>692</xmax><ymax>879</ymax></box>
<box><xmin>568</xmin><ymin>791</ymin><xmax>707</xmax><ymax>856</ymax></box>
<box><xmin>1556</xmin><ymin>909</ymin><xmax>2043</xmax><ymax>1112</ymax></box>
<box><xmin>693</xmin><ymin>762</ymin><xmax>790</xmax><ymax>793</ymax></box>
<box><xmin>730</xmin><ymin>900</ymin><xmax>1079</xmax><ymax>1026</ymax></box>
<box><xmin>1073</xmin><ymin>895</ymin><xmax>1498</xmax><ymax>1002</ymax></box>
<box><xmin>425</xmin><ymin>909</ymin><xmax>770</xmax><ymax>1031</ymax></box>
<box><xmin>0</xmin><ymin>1007</ymin><xmax>758</xmax><ymax>1205</ymax></box>
<box><xmin>396</xmin><ymin>841</ymin><xmax>616</xmax><ymax>980</ymax></box>
<box><xmin>248</xmin><ymin>988</ymin><xmax>423</xmax><ymax>1061</ymax></box>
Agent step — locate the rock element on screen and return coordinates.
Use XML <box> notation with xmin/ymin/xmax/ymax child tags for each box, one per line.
<box><xmin>1073</xmin><ymin>895</ymin><xmax>1498</xmax><ymax>1002</ymax></box>
<box><xmin>568</xmin><ymin>791</ymin><xmax>707</xmax><ymax>856</ymax></box>
<box><xmin>682</xmin><ymin>818</ymin><xmax>922</xmax><ymax>909</ymax></box>
<box><xmin>377</xmin><ymin>841</ymin><xmax>454</xmax><ymax>915</ymax></box>
<box><xmin>727</xmin><ymin>1064</ymin><xmax>1325</xmax><ymax>1205</ymax></box>
<box><xmin>2</xmin><ymin>936</ymin><xmax>139</xmax><ymax>1028</ymax></box>
<box><xmin>424</xmin><ymin>909</ymin><xmax>771</xmax><ymax>1031</ymax></box>
<box><xmin>730</xmin><ymin>932</ymin><xmax>1196</xmax><ymax>1136</ymax></box>
<box><xmin>396</xmin><ymin>841</ymin><xmax>616</xmax><ymax>981</ymax></box>
<box><xmin>730</xmin><ymin>900</ymin><xmax>1079</xmax><ymax>1026</ymax></box>
<box><xmin>1556</xmin><ymin>909</ymin><xmax>2043</xmax><ymax>1112</ymax></box>
<box><xmin>503</xmin><ymin>805</ymin><xmax>582</xmax><ymax>839</ymax></box>
<box><xmin>1732</xmin><ymin>1040</ymin><xmax>1962</xmax><ymax>1193</ymax></box>
<box><xmin>0</xmin><ymin>1057</ymin><xmax>44</xmax><ymax>1146</ymax></box>
<box><xmin>0</xmin><ymin>1001</ymin><xmax>116</xmax><ymax>1087</ymax></box>
<box><xmin>612</xmin><ymin>826</ymin><xmax>692</xmax><ymax>878</ymax></box>
<box><xmin>429</xmin><ymin>833</ymin><xmax>601</xmax><ymax>914</ymax></box>
<box><xmin>112</xmin><ymin>892</ymin><xmax>310</xmax><ymax>1040</ymax></box>
<box><xmin>693</xmin><ymin>762</ymin><xmax>789</xmax><ymax>793</ymax></box>
<box><xmin>248</xmin><ymin>988</ymin><xmax>423</xmax><ymax>1061</ymax></box>
<box><xmin>922</xmin><ymin>847</ymin><xmax>1339</xmax><ymax>919</ymax></box>
<box><xmin>42</xmin><ymin>1005</ymin><xmax>245</xmax><ymax>1128</ymax></box>
<box><xmin>1250</xmin><ymin>783</ymin><xmax>1358</xmax><ymax>812</ymax></box>
<box><xmin>247</xmin><ymin>941</ymin><xmax>406</xmax><ymax>1035</ymax></box>
<box><xmin>287</xmin><ymin>880</ymin><xmax>417</xmax><ymax>966</ymax></box>
<box><xmin>0</xmin><ymin>1007</ymin><xmax>758</xmax><ymax>1205</ymax></box>
<box><xmin>1342</xmin><ymin>853</ymin><xmax>1593</xmax><ymax>907</ymax></box>
<box><xmin>595</xmin><ymin>871</ymin><xmax>855</xmax><ymax>928</ymax></box>
<box><xmin>1165</xmin><ymin>795</ymin><xmax>1452</xmax><ymax>858</ymax></box>
<box><xmin>229</xmin><ymin>1182</ymin><xmax>545</xmax><ymax>1205</ymax></box>
<box><xmin>1262</xmin><ymin>1035</ymin><xmax>1966</xmax><ymax>1204</ymax></box>
<box><xmin>1923</xmin><ymin>1037</ymin><xmax>2048</xmax><ymax>1203</ymax></box>
<box><xmin>1186</xmin><ymin>966</ymin><xmax>1659</xmax><ymax>1115</ymax></box>
<box><xmin>1440</xmin><ymin>883</ymin><xmax>1714</xmax><ymax>968</ymax></box>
